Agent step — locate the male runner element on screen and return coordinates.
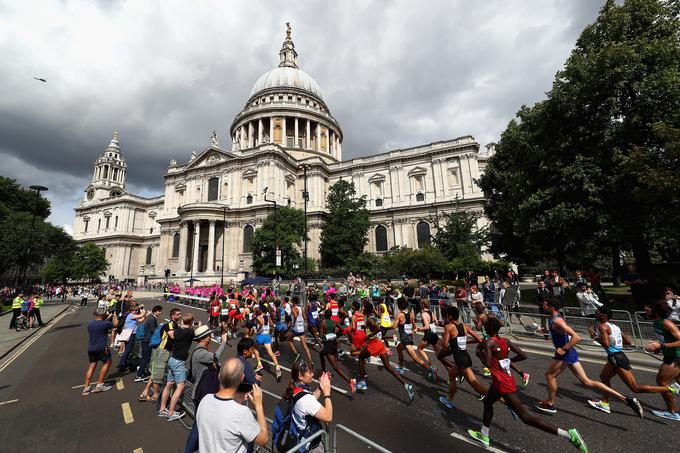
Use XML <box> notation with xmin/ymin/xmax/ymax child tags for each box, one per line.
<box><xmin>586</xmin><ymin>306</ymin><xmax>678</xmax><ymax>414</ymax></box>
<box><xmin>416</xmin><ymin>299</ymin><xmax>440</xmax><ymax>364</ymax></box>
<box><xmin>468</xmin><ymin>317</ymin><xmax>588</xmax><ymax>452</ymax></box>
<box><xmin>287</xmin><ymin>296</ymin><xmax>313</xmax><ymax>364</ymax></box>
<box><xmin>536</xmin><ymin>299</ymin><xmax>643</xmax><ymax>417</ymax></box>
<box><xmin>644</xmin><ymin>300</ymin><xmax>680</xmax><ymax>420</ymax></box>
<box><xmin>254</xmin><ymin>306</ymin><xmax>282</xmax><ymax>382</ymax></box>
<box><xmin>356</xmin><ymin>302</ymin><xmax>415</xmax><ymax>401</ymax></box>
<box><xmin>319</xmin><ymin>309</ymin><xmax>356</xmax><ymax>393</ymax></box>
<box><xmin>306</xmin><ymin>293</ymin><xmax>324</xmax><ymax>349</ymax></box>
<box><xmin>393</xmin><ymin>298</ymin><xmax>437</xmax><ymax>382</ymax></box>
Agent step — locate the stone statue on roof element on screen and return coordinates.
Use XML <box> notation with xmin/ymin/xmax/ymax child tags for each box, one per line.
<box><xmin>211</xmin><ymin>130</ymin><xmax>219</xmax><ymax>146</ymax></box>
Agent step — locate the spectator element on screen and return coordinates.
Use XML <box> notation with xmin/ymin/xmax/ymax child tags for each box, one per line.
<box><xmin>197</xmin><ymin>357</ymin><xmax>268</xmax><ymax>452</ymax></box>
<box><xmin>575</xmin><ymin>283</ymin><xmax>603</xmax><ymax>317</ymax></box>
<box><xmin>159</xmin><ymin>312</ymin><xmax>194</xmax><ymax>422</ymax></box>
<box><xmin>82</xmin><ymin>308</ymin><xmax>118</xmax><ymax>395</ymax></box>
<box><xmin>135</xmin><ymin>305</ymin><xmax>162</xmax><ymax>382</ymax></box>
<box><xmin>402</xmin><ymin>282</ymin><xmax>415</xmax><ymax>304</ymax></box>
<box><xmin>117</xmin><ymin>302</ymin><xmax>145</xmax><ymax>372</ymax></box>
<box><xmin>286</xmin><ymin>360</ymin><xmax>333</xmax><ymax>453</ymax></box>
<box><xmin>665</xmin><ymin>287</ymin><xmax>680</xmax><ymax>322</ymax></box>
<box><xmin>481</xmin><ymin>275</ymin><xmax>497</xmax><ymax>305</ymax></box>
<box><xmin>237</xmin><ymin>337</ymin><xmax>261</xmax><ymax>386</ymax></box>
<box><xmin>468</xmin><ymin>285</ymin><xmax>483</xmax><ymax>305</ymax></box>
<box><xmin>140</xmin><ymin>308</ymin><xmax>182</xmax><ymax>402</ymax></box>
<box><xmin>535</xmin><ymin>281</ymin><xmax>550</xmax><ymax>307</ymax></box>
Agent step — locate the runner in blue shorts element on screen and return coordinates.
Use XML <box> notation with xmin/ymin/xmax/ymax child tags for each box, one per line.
<box><xmin>306</xmin><ymin>293</ymin><xmax>323</xmax><ymax>348</ymax></box>
<box><xmin>536</xmin><ymin>299</ymin><xmax>643</xmax><ymax>417</ymax></box>
<box><xmin>287</xmin><ymin>296</ymin><xmax>312</xmax><ymax>364</ymax></box>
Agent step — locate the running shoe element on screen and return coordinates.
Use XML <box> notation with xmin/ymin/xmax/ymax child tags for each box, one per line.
<box><xmin>91</xmin><ymin>384</ymin><xmax>112</xmax><ymax>393</ymax></box>
<box><xmin>456</xmin><ymin>375</ymin><xmax>465</xmax><ymax>384</ymax></box>
<box><xmin>438</xmin><ymin>395</ymin><xmax>455</xmax><ymax>410</ymax></box>
<box><xmin>405</xmin><ymin>383</ymin><xmax>415</xmax><ymax>402</ymax></box>
<box><xmin>254</xmin><ymin>362</ymin><xmax>264</xmax><ymax>372</ymax></box>
<box><xmin>587</xmin><ymin>399</ymin><xmax>611</xmax><ymax>414</ymax></box>
<box><xmin>626</xmin><ymin>397</ymin><xmax>644</xmax><ymax>418</ymax></box>
<box><xmin>275</xmin><ymin>366</ymin><xmax>282</xmax><ymax>382</ymax></box>
<box><xmin>356</xmin><ymin>380</ymin><xmax>368</xmax><ymax>392</ymax></box>
<box><xmin>338</xmin><ymin>349</ymin><xmax>347</xmax><ymax>358</ymax></box>
<box><xmin>134</xmin><ymin>375</ymin><xmax>148</xmax><ymax>383</ymax></box>
<box><xmin>477</xmin><ymin>394</ymin><xmax>486</xmax><ymax>401</ymax></box>
<box><xmin>568</xmin><ymin>428</ymin><xmax>588</xmax><ymax>453</ymax></box>
<box><xmin>522</xmin><ymin>372</ymin><xmax>530</xmax><ymax>388</ymax></box>
<box><xmin>81</xmin><ymin>386</ymin><xmax>90</xmax><ymax>396</ymax></box>
<box><xmin>670</xmin><ymin>382</ymin><xmax>680</xmax><ymax>394</ymax></box>
<box><xmin>652</xmin><ymin>410</ymin><xmax>680</xmax><ymax>421</ymax></box>
<box><xmin>167</xmin><ymin>411</ymin><xmax>186</xmax><ymax>422</ymax></box>
<box><xmin>467</xmin><ymin>429</ymin><xmax>490</xmax><ymax>447</ymax></box>
<box><xmin>394</xmin><ymin>366</ymin><xmax>406</xmax><ymax>375</ymax></box>
<box><xmin>482</xmin><ymin>367</ymin><xmax>491</xmax><ymax>377</ymax></box>
<box><xmin>349</xmin><ymin>378</ymin><xmax>356</xmax><ymax>393</ymax></box>
<box><xmin>668</xmin><ymin>385</ymin><xmax>679</xmax><ymax>396</ymax></box>
<box><xmin>158</xmin><ymin>408</ymin><xmax>169</xmax><ymax>417</ymax></box>
<box><xmin>535</xmin><ymin>400</ymin><xmax>557</xmax><ymax>414</ymax></box>
<box><xmin>293</xmin><ymin>353</ymin><xmax>301</xmax><ymax>363</ymax></box>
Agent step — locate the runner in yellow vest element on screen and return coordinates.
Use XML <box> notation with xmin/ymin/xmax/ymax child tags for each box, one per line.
<box><xmin>379</xmin><ymin>300</ymin><xmax>394</xmax><ymax>354</ymax></box>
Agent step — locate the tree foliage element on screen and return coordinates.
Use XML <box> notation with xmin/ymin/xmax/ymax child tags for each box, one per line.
<box><xmin>320</xmin><ymin>180</ymin><xmax>372</xmax><ymax>269</ymax></box>
<box><xmin>433</xmin><ymin>207</ymin><xmax>488</xmax><ymax>262</ymax></box>
<box><xmin>478</xmin><ymin>0</ymin><xmax>680</xmax><ymax>273</ymax></box>
<box><xmin>251</xmin><ymin>206</ymin><xmax>306</xmax><ymax>276</ymax></box>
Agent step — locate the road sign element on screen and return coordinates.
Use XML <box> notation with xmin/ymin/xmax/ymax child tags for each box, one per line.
<box><xmin>275</xmin><ymin>248</ymin><xmax>281</xmax><ymax>267</ymax></box>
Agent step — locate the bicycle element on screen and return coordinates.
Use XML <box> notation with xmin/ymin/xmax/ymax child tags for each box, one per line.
<box><xmin>15</xmin><ymin>314</ymin><xmax>30</xmax><ymax>332</ymax></box>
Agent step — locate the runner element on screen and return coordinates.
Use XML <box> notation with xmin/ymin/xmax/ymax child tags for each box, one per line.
<box><xmin>254</xmin><ymin>305</ymin><xmax>282</xmax><ymax>382</ymax></box>
<box><xmin>287</xmin><ymin>296</ymin><xmax>313</xmax><ymax>364</ymax></box>
<box><xmin>536</xmin><ymin>299</ymin><xmax>643</xmax><ymax>417</ymax></box>
<box><xmin>393</xmin><ymin>298</ymin><xmax>438</xmax><ymax>382</ymax></box>
<box><xmin>416</xmin><ymin>299</ymin><xmax>440</xmax><ymax>364</ymax></box>
<box><xmin>378</xmin><ymin>298</ymin><xmax>393</xmax><ymax>353</ymax></box>
<box><xmin>208</xmin><ymin>293</ymin><xmax>220</xmax><ymax>330</ymax></box>
<box><xmin>437</xmin><ymin>306</ymin><xmax>488</xmax><ymax>408</ymax></box>
<box><xmin>318</xmin><ymin>309</ymin><xmax>356</xmax><ymax>393</ymax></box>
<box><xmin>643</xmin><ymin>300</ymin><xmax>680</xmax><ymax>420</ymax></box>
<box><xmin>586</xmin><ymin>306</ymin><xmax>678</xmax><ymax>414</ymax></box>
<box><xmin>356</xmin><ymin>301</ymin><xmax>415</xmax><ymax>401</ymax></box>
<box><xmin>350</xmin><ymin>300</ymin><xmax>367</xmax><ymax>356</ymax></box>
<box><xmin>306</xmin><ymin>293</ymin><xmax>324</xmax><ymax>349</ymax></box>
<box><xmin>467</xmin><ymin>317</ymin><xmax>588</xmax><ymax>452</ymax></box>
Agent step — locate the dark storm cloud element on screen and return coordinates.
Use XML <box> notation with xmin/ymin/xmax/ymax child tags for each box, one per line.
<box><xmin>0</xmin><ymin>0</ymin><xmax>604</xmax><ymax>232</ymax></box>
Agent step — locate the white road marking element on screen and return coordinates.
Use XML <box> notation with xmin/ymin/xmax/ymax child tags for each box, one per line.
<box><xmin>72</xmin><ymin>384</ymin><xmax>86</xmax><ymax>389</ymax></box>
<box><xmin>116</xmin><ymin>377</ymin><xmax>124</xmax><ymax>390</ymax></box>
<box><xmin>122</xmin><ymin>402</ymin><xmax>134</xmax><ymax>424</ymax></box>
<box><xmin>450</xmin><ymin>432</ymin><xmax>508</xmax><ymax>453</ymax></box>
<box><xmin>0</xmin><ymin>399</ymin><xmax>19</xmax><ymax>406</ymax></box>
<box><xmin>133</xmin><ymin>448</ymin><xmax>143</xmax><ymax>453</ymax></box>
<box><xmin>0</xmin><ymin>309</ymin><xmax>71</xmax><ymax>375</ymax></box>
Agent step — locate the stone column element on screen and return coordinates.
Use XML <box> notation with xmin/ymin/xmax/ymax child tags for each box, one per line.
<box><xmin>269</xmin><ymin>117</ymin><xmax>274</xmax><ymax>142</ymax></box>
<box><xmin>179</xmin><ymin>222</ymin><xmax>188</xmax><ymax>272</ymax></box>
<box><xmin>316</xmin><ymin>122</ymin><xmax>321</xmax><ymax>151</ymax></box>
<box><xmin>258</xmin><ymin>118</ymin><xmax>263</xmax><ymax>145</ymax></box>
<box><xmin>306</xmin><ymin>120</ymin><xmax>311</xmax><ymax>149</ymax></box>
<box><xmin>207</xmin><ymin>220</ymin><xmax>215</xmax><ymax>272</ymax></box>
<box><xmin>192</xmin><ymin>220</ymin><xmax>201</xmax><ymax>272</ymax></box>
<box><xmin>248</xmin><ymin>122</ymin><xmax>253</xmax><ymax>148</ymax></box>
<box><xmin>241</xmin><ymin>125</ymin><xmax>247</xmax><ymax>149</ymax></box>
<box><xmin>294</xmin><ymin>117</ymin><xmax>299</xmax><ymax>148</ymax></box>
<box><xmin>282</xmin><ymin>117</ymin><xmax>287</xmax><ymax>147</ymax></box>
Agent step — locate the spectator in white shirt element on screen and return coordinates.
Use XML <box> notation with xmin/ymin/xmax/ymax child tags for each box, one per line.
<box><xmin>575</xmin><ymin>283</ymin><xmax>603</xmax><ymax>317</ymax></box>
<box><xmin>665</xmin><ymin>287</ymin><xmax>680</xmax><ymax>322</ymax></box>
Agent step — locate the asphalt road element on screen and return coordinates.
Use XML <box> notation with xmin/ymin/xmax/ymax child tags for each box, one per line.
<box><xmin>0</xmin><ymin>296</ymin><xmax>676</xmax><ymax>453</ymax></box>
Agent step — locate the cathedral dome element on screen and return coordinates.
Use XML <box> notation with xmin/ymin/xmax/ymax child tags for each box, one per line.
<box><xmin>250</xmin><ymin>66</ymin><xmax>323</xmax><ymax>100</ymax></box>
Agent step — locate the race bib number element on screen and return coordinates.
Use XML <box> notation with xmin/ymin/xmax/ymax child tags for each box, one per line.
<box><xmin>239</xmin><ymin>308</ymin><xmax>244</xmax><ymax>313</ymax></box>
<box><xmin>499</xmin><ymin>358</ymin><xmax>512</xmax><ymax>375</ymax></box>
<box><xmin>344</xmin><ymin>318</ymin><xmax>350</xmax><ymax>327</ymax></box>
<box><xmin>403</xmin><ymin>323</ymin><xmax>413</xmax><ymax>335</ymax></box>
<box><xmin>261</xmin><ymin>324</ymin><xmax>270</xmax><ymax>334</ymax></box>
<box><xmin>429</xmin><ymin>323</ymin><xmax>437</xmax><ymax>333</ymax></box>
<box><xmin>221</xmin><ymin>309</ymin><xmax>229</xmax><ymax>316</ymax></box>
<box><xmin>331</xmin><ymin>308</ymin><xmax>339</xmax><ymax>316</ymax></box>
<box><xmin>325</xmin><ymin>333</ymin><xmax>337</xmax><ymax>341</ymax></box>
<box><xmin>375</xmin><ymin>331</ymin><xmax>382</xmax><ymax>339</ymax></box>
<box><xmin>356</xmin><ymin>321</ymin><xmax>365</xmax><ymax>331</ymax></box>
<box><xmin>456</xmin><ymin>336</ymin><xmax>467</xmax><ymax>351</ymax></box>
<box><xmin>311</xmin><ymin>311</ymin><xmax>318</xmax><ymax>319</ymax></box>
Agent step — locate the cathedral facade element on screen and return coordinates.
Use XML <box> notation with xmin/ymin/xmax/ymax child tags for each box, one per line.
<box><xmin>73</xmin><ymin>26</ymin><xmax>495</xmax><ymax>285</ymax></box>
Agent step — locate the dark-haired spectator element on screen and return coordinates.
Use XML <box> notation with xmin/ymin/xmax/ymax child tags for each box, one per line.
<box><xmin>135</xmin><ymin>305</ymin><xmax>163</xmax><ymax>382</ymax></box>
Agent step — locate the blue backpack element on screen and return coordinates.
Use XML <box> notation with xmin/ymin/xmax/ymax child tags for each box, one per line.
<box><xmin>134</xmin><ymin>323</ymin><xmax>145</xmax><ymax>340</ymax></box>
<box><xmin>149</xmin><ymin>322</ymin><xmax>168</xmax><ymax>348</ymax></box>
<box><xmin>272</xmin><ymin>391</ymin><xmax>322</xmax><ymax>452</ymax></box>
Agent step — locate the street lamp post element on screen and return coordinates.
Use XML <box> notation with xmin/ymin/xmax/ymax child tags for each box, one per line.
<box><xmin>21</xmin><ymin>185</ymin><xmax>48</xmax><ymax>287</ymax></box>
<box><xmin>302</xmin><ymin>165</ymin><xmax>309</xmax><ymax>279</ymax></box>
<box><xmin>220</xmin><ymin>206</ymin><xmax>229</xmax><ymax>288</ymax></box>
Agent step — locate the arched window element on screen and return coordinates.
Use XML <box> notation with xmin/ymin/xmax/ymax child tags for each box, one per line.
<box><xmin>243</xmin><ymin>225</ymin><xmax>254</xmax><ymax>253</ymax></box>
<box><xmin>416</xmin><ymin>221</ymin><xmax>431</xmax><ymax>249</ymax></box>
<box><xmin>145</xmin><ymin>246</ymin><xmax>153</xmax><ymax>265</ymax></box>
<box><xmin>172</xmin><ymin>233</ymin><xmax>180</xmax><ymax>258</ymax></box>
<box><xmin>375</xmin><ymin>225</ymin><xmax>388</xmax><ymax>252</ymax></box>
<box><xmin>207</xmin><ymin>177</ymin><xmax>219</xmax><ymax>201</ymax></box>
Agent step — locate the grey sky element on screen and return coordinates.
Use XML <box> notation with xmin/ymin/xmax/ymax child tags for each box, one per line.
<box><xmin>0</xmin><ymin>0</ymin><xmax>603</xmax><ymax>234</ymax></box>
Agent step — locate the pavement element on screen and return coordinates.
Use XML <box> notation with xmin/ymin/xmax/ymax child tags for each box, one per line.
<box><xmin>0</xmin><ymin>295</ymin><xmax>677</xmax><ymax>453</ymax></box>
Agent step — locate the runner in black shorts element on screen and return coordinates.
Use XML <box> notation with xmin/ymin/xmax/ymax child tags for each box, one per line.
<box><xmin>586</xmin><ymin>306</ymin><xmax>677</xmax><ymax>414</ymax></box>
<box><xmin>318</xmin><ymin>309</ymin><xmax>356</xmax><ymax>393</ymax></box>
<box><xmin>393</xmin><ymin>298</ymin><xmax>437</xmax><ymax>381</ymax></box>
<box><xmin>416</xmin><ymin>299</ymin><xmax>440</xmax><ymax>368</ymax></box>
<box><xmin>438</xmin><ymin>306</ymin><xmax>488</xmax><ymax>409</ymax></box>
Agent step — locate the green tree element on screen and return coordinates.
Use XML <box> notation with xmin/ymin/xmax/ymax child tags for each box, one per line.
<box><xmin>433</xmin><ymin>206</ymin><xmax>488</xmax><ymax>262</ymax></box>
<box><xmin>70</xmin><ymin>243</ymin><xmax>109</xmax><ymax>282</ymax></box>
<box><xmin>250</xmin><ymin>207</ymin><xmax>306</xmax><ymax>276</ymax></box>
<box><xmin>320</xmin><ymin>180</ymin><xmax>372</xmax><ymax>269</ymax></box>
<box><xmin>478</xmin><ymin>0</ymin><xmax>680</xmax><ymax>274</ymax></box>
<box><xmin>382</xmin><ymin>246</ymin><xmax>450</xmax><ymax>280</ymax></box>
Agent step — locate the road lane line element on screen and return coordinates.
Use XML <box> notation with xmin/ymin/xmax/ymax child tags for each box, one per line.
<box><xmin>450</xmin><ymin>432</ymin><xmax>508</xmax><ymax>453</ymax></box>
<box><xmin>72</xmin><ymin>384</ymin><xmax>85</xmax><ymax>389</ymax></box>
<box><xmin>122</xmin><ymin>402</ymin><xmax>134</xmax><ymax>424</ymax></box>
<box><xmin>0</xmin><ymin>310</ymin><xmax>70</xmax><ymax>375</ymax></box>
<box><xmin>116</xmin><ymin>377</ymin><xmax>124</xmax><ymax>390</ymax></box>
<box><xmin>0</xmin><ymin>399</ymin><xmax>19</xmax><ymax>406</ymax></box>
<box><xmin>133</xmin><ymin>448</ymin><xmax>143</xmax><ymax>453</ymax></box>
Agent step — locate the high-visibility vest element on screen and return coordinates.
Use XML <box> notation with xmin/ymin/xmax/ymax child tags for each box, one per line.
<box><xmin>34</xmin><ymin>297</ymin><xmax>44</xmax><ymax>308</ymax></box>
<box><xmin>12</xmin><ymin>297</ymin><xmax>23</xmax><ymax>309</ymax></box>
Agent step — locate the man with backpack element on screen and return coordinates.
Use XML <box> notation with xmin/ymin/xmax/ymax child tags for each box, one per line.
<box><xmin>135</xmin><ymin>305</ymin><xmax>162</xmax><ymax>382</ymax></box>
<box><xmin>273</xmin><ymin>361</ymin><xmax>332</xmax><ymax>453</ymax></box>
<box><xmin>197</xmin><ymin>357</ymin><xmax>268</xmax><ymax>452</ymax></box>
<box><xmin>139</xmin><ymin>308</ymin><xmax>182</xmax><ymax>402</ymax></box>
